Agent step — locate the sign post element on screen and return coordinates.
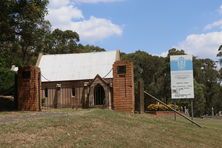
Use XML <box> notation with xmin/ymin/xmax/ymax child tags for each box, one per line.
<box><xmin>170</xmin><ymin>55</ymin><xmax>195</xmax><ymax>120</ymax></box>
<box><xmin>174</xmin><ymin>100</ymin><xmax>176</xmax><ymax>121</ymax></box>
<box><xmin>191</xmin><ymin>100</ymin><xmax>194</xmax><ymax>120</ymax></box>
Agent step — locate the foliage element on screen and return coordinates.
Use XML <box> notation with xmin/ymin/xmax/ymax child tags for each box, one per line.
<box><xmin>124</xmin><ymin>48</ymin><xmax>222</xmax><ymax>116</ymax></box>
<box><xmin>0</xmin><ymin>0</ymin><xmax>50</xmax><ymax>66</ymax></box>
<box><xmin>0</xmin><ymin>1</ymin><xmax>221</xmax><ymax>117</ymax></box>
<box><xmin>42</xmin><ymin>29</ymin><xmax>79</xmax><ymax>54</ymax></box>
<box><xmin>218</xmin><ymin>45</ymin><xmax>222</xmax><ymax>66</ymax></box>
<box><xmin>0</xmin><ymin>0</ymin><xmax>104</xmax><ymax>67</ymax></box>
<box><xmin>218</xmin><ymin>45</ymin><xmax>222</xmax><ymax>56</ymax></box>
<box><xmin>77</xmin><ymin>44</ymin><xmax>105</xmax><ymax>53</ymax></box>
<box><xmin>0</xmin><ymin>68</ymin><xmax>15</xmax><ymax>95</ymax></box>
<box><xmin>193</xmin><ymin>80</ymin><xmax>206</xmax><ymax>117</ymax></box>
<box><xmin>122</xmin><ymin>51</ymin><xmax>167</xmax><ymax>102</ymax></box>
<box><xmin>0</xmin><ymin>0</ymin><xmax>105</xmax><ymax>96</ymax></box>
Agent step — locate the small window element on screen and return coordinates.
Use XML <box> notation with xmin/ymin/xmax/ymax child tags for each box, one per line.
<box><xmin>45</xmin><ymin>88</ymin><xmax>48</xmax><ymax>98</ymax></box>
<box><xmin>117</xmin><ymin>65</ymin><xmax>126</xmax><ymax>74</ymax></box>
<box><xmin>72</xmin><ymin>88</ymin><xmax>76</xmax><ymax>97</ymax></box>
<box><xmin>22</xmin><ymin>71</ymin><xmax>31</xmax><ymax>79</ymax></box>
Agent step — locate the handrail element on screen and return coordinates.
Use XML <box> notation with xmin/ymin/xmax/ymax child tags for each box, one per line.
<box><xmin>144</xmin><ymin>91</ymin><xmax>202</xmax><ymax>128</ymax></box>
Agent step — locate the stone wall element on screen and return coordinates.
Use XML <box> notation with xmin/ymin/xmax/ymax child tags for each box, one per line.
<box><xmin>17</xmin><ymin>66</ymin><xmax>41</xmax><ymax>111</ymax></box>
<box><xmin>113</xmin><ymin>61</ymin><xmax>135</xmax><ymax>112</ymax></box>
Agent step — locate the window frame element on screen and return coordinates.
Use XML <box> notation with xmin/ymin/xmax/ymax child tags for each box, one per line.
<box><xmin>117</xmin><ymin>65</ymin><xmax>126</xmax><ymax>75</ymax></box>
<box><xmin>22</xmin><ymin>71</ymin><xmax>31</xmax><ymax>79</ymax></box>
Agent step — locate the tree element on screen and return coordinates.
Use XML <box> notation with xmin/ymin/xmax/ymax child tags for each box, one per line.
<box><xmin>0</xmin><ymin>0</ymin><xmax>50</xmax><ymax>66</ymax></box>
<box><xmin>123</xmin><ymin>48</ymin><xmax>222</xmax><ymax>115</ymax></box>
<box><xmin>0</xmin><ymin>68</ymin><xmax>15</xmax><ymax>95</ymax></box>
<box><xmin>218</xmin><ymin>45</ymin><xmax>222</xmax><ymax>66</ymax></box>
<box><xmin>198</xmin><ymin>59</ymin><xmax>219</xmax><ymax>113</ymax></box>
<box><xmin>42</xmin><ymin>29</ymin><xmax>105</xmax><ymax>54</ymax></box>
<box><xmin>122</xmin><ymin>50</ymin><xmax>168</xmax><ymax>103</ymax></box>
<box><xmin>77</xmin><ymin>44</ymin><xmax>105</xmax><ymax>53</ymax></box>
<box><xmin>0</xmin><ymin>0</ymin><xmax>18</xmax><ymax>68</ymax></box>
<box><xmin>167</xmin><ymin>48</ymin><xmax>186</xmax><ymax>57</ymax></box>
<box><xmin>43</xmin><ymin>29</ymin><xmax>79</xmax><ymax>54</ymax></box>
<box><xmin>193</xmin><ymin>80</ymin><xmax>206</xmax><ymax>117</ymax></box>
<box><xmin>0</xmin><ymin>0</ymin><xmax>49</xmax><ymax>95</ymax></box>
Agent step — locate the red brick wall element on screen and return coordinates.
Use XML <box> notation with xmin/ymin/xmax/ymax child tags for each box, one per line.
<box><xmin>17</xmin><ymin>66</ymin><xmax>41</xmax><ymax>111</ymax></box>
<box><xmin>113</xmin><ymin>61</ymin><xmax>135</xmax><ymax>112</ymax></box>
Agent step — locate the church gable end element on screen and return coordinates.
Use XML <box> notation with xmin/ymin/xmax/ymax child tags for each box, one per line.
<box><xmin>88</xmin><ymin>75</ymin><xmax>111</xmax><ymax>108</ymax></box>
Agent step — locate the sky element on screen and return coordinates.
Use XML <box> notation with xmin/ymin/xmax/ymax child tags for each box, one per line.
<box><xmin>46</xmin><ymin>0</ymin><xmax>222</xmax><ymax>60</ymax></box>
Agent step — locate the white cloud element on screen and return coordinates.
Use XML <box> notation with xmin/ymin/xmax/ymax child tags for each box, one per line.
<box><xmin>46</xmin><ymin>6</ymin><xmax>84</xmax><ymax>27</ymax></box>
<box><xmin>152</xmin><ymin>51</ymin><xmax>168</xmax><ymax>58</ymax></box>
<box><xmin>69</xmin><ymin>16</ymin><xmax>122</xmax><ymax>41</ymax></box>
<box><xmin>218</xmin><ymin>4</ymin><xmax>222</xmax><ymax>15</ymax></box>
<box><xmin>175</xmin><ymin>32</ymin><xmax>222</xmax><ymax>59</ymax></box>
<box><xmin>160</xmin><ymin>51</ymin><xmax>168</xmax><ymax>57</ymax></box>
<box><xmin>48</xmin><ymin>0</ymin><xmax>71</xmax><ymax>9</ymax></box>
<box><xmin>175</xmin><ymin>4</ymin><xmax>222</xmax><ymax>60</ymax></box>
<box><xmin>204</xmin><ymin>5</ymin><xmax>222</xmax><ymax>31</ymax></box>
<box><xmin>204</xmin><ymin>19</ymin><xmax>222</xmax><ymax>31</ymax></box>
<box><xmin>47</xmin><ymin>0</ymin><xmax>123</xmax><ymax>42</ymax></box>
<box><xmin>74</xmin><ymin>0</ymin><xmax>123</xmax><ymax>3</ymax></box>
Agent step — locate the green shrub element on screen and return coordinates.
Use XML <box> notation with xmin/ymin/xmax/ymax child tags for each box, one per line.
<box><xmin>0</xmin><ymin>68</ymin><xmax>15</xmax><ymax>95</ymax></box>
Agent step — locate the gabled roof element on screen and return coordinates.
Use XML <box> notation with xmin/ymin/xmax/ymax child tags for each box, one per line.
<box><xmin>88</xmin><ymin>74</ymin><xmax>109</xmax><ymax>87</ymax></box>
<box><xmin>38</xmin><ymin>50</ymin><xmax>120</xmax><ymax>82</ymax></box>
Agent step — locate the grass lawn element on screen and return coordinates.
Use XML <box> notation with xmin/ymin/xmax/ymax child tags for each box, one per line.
<box><xmin>0</xmin><ymin>108</ymin><xmax>221</xmax><ymax>148</ymax></box>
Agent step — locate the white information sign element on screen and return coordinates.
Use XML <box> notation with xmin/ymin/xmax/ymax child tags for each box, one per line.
<box><xmin>170</xmin><ymin>55</ymin><xmax>194</xmax><ymax>99</ymax></box>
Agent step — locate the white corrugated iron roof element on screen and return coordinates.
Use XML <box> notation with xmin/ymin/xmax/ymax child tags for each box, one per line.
<box><xmin>38</xmin><ymin>50</ymin><xmax>118</xmax><ymax>82</ymax></box>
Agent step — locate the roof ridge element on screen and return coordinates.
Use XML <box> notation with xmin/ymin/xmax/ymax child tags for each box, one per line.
<box><xmin>42</xmin><ymin>50</ymin><xmax>117</xmax><ymax>56</ymax></box>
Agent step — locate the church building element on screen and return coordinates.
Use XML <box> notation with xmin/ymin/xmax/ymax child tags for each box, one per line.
<box><xmin>29</xmin><ymin>50</ymin><xmax>135</xmax><ymax>112</ymax></box>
